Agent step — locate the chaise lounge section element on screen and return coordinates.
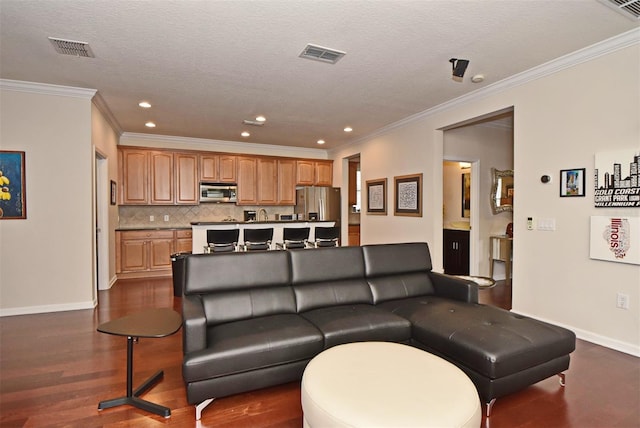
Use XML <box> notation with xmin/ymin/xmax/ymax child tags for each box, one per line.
<box><xmin>181</xmin><ymin>242</ymin><xmax>575</xmax><ymax>420</ymax></box>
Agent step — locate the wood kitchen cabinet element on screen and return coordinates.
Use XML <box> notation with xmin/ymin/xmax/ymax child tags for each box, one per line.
<box><xmin>236</xmin><ymin>156</ymin><xmax>258</xmax><ymax>205</ymax></box>
<box><xmin>120</xmin><ymin>148</ymin><xmax>149</xmax><ymax>204</ymax></box>
<box><xmin>443</xmin><ymin>228</ymin><xmax>470</xmax><ymax>275</ymax></box>
<box><xmin>296</xmin><ymin>160</ymin><xmax>333</xmax><ymax>186</ymax></box>
<box><xmin>116</xmin><ymin>229</ymin><xmax>192</xmax><ymax>279</ymax></box>
<box><xmin>277</xmin><ymin>159</ymin><xmax>296</xmax><ymax>205</ymax></box>
<box><xmin>257</xmin><ymin>157</ymin><xmax>278</xmax><ymax>205</ymax></box>
<box><xmin>200</xmin><ymin>153</ymin><xmax>237</xmax><ymax>183</ymax></box>
<box><xmin>149</xmin><ymin>151</ymin><xmax>174</xmax><ymax>204</ymax></box>
<box><xmin>175</xmin><ymin>152</ymin><xmax>198</xmax><ymax>204</ymax></box>
<box><xmin>117</xmin><ymin>230</ymin><xmax>174</xmax><ymax>278</ymax></box>
<box><xmin>348</xmin><ymin>224</ymin><xmax>361</xmax><ymax>246</ymax></box>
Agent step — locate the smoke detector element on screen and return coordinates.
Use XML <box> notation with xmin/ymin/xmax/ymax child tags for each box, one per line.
<box><xmin>48</xmin><ymin>37</ymin><xmax>95</xmax><ymax>57</ymax></box>
<box><xmin>299</xmin><ymin>44</ymin><xmax>346</xmax><ymax>64</ymax></box>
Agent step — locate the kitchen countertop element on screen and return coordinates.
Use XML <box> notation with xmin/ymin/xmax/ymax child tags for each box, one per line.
<box><xmin>116</xmin><ymin>227</ymin><xmax>191</xmax><ymax>231</ymax></box>
<box><xmin>191</xmin><ymin>220</ymin><xmax>335</xmax><ymax>226</ymax></box>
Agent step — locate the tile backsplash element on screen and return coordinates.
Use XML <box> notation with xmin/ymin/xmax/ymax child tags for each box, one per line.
<box><xmin>119</xmin><ymin>204</ymin><xmax>295</xmax><ymax>228</ymax></box>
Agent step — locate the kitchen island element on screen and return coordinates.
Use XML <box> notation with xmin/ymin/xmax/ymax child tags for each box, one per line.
<box><xmin>191</xmin><ymin>220</ymin><xmax>336</xmax><ymax>253</ymax></box>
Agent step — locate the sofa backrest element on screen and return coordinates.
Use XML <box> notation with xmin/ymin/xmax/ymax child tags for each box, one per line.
<box><xmin>183</xmin><ymin>251</ymin><xmax>295</xmax><ymax>325</ymax></box>
<box><xmin>290</xmin><ymin>246</ymin><xmax>372</xmax><ymax>312</ymax></box>
<box><xmin>362</xmin><ymin>242</ymin><xmax>435</xmax><ymax>303</ymax></box>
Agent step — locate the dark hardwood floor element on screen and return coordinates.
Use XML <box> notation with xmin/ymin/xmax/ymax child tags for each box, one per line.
<box><xmin>1</xmin><ymin>278</ymin><xmax>638</xmax><ymax>427</ymax></box>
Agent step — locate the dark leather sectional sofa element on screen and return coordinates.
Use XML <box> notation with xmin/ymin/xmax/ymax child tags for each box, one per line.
<box><xmin>181</xmin><ymin>242</ymin><xmax>575</xmax><ymax>420</ymax></box>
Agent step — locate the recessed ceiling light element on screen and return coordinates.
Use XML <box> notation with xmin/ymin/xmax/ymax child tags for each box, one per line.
<box><xmin>255</xmin><ymin>116</ymin><xmax>266</xmax><ymax>122</ymax></box>
<box><xmin>471</xmin><ymin>74</ymin><xmax>485</xmax><ymax>83</ymax></box>
<box><xmin>317</xmin><ymin>139</ymin><xmax>325</xmax><ymax>145</ymax></box>
<box><xmin>138</xmin><ymin>101</ymin><xmax>151</xmax><ymax>108</ymax></box>
<box><xmin>344</xmin><ymin>127</ymin><xmax>353</xmax><ymax>133</ymax></box>
<box><xmin>145</xmin><ymin>121</ymin><xmax>156</xmax><ymax>128</ymax></box>
<box><xmin>241</xmin><ymin>131</ymin><xmax>250</xmax><ymax>137</ymax></box>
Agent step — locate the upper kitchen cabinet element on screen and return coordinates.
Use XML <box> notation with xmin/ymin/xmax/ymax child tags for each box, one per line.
<box><xmin>236</xmin><ymin>156</ymin><xmax>258</xmax><ymax>205</ymax></box>
<box><xmin>175</xmin><ymin>152</ymin><xmax>199</xmax><ymax>205</ymax></box>
<box><xmin>257</xmin><ymin>157</ymin><xmax>278</xmax><ymax>205</ymax></box>
<box><xmin>119</xmin><ymin>147</ymin><xmax>198</xmax><ymax>205</ymax></box>
<box><xmin>149</xmin><ymin>151</ymin><xmax>174</xmax><ymax>204</ymax></box>
<box><xmin>296</xmin><ymin>160</ymin><xmax>333</xmax><ymax>186</ymax></box>
<box><xmin>277</xmin><ymin>159</ymin><xmax>296</xmax><ymax>205</ymax></box>
<box><xmin>200</xmin><ymin>153</ymin><xmax>237</xmax><ymax>183</ymax></box>
<box><xmin>120</xmin><ymin>148</ymin><xmax>149</xmax><ymax>204</ymax></box>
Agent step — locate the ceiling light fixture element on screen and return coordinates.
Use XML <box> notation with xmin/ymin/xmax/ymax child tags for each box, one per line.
<box><xmin>145</xmin><ymin>121</ymin><xmax>156</xmax><ymax>128</ymax></box>
<box><xmin>255</xmin><ymin>116</ymin><xmax>266</xmax><ymax>122</ymax></box>
<box><xmin>138</xmin><ymin>101</ymin><xmax>151</xmax><ymax>108</ymax></box>
<box><xmin>449</xmin><ymin>58</ymin><xmax>470</xmax><ymax>82</ymax></box>
<box><xmin>243</xmin><ymin>119</ymin><xmax>264</xmax><ymax>126</ymax></box>
<box><xmin>317</xmin><ymin>140</ymin><xmax>325</xmax><ymax>145</ymax></box>
<box><xmin>344</xmin><ymin>127</ymin><xmax>353</xmax><ymax>133</ymax></box>
<box><xmin>241</xmin><ymin>131</ymin><xmax>250</xmax><ymax>137</ymax></box>
<box><xmin>471</xmin><ymin>74</ymin><xmax>485</xmax><ymax>83</ymax></box>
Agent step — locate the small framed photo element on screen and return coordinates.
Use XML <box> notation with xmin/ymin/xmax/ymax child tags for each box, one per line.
<box><xmin>110</xmin><ymin>180</ymin><xmax>117</xmax><ymax>205</ymax></box>
<box><xmin>0</xmin><ymin>150</ymin><xmax>27</xmax><ymax>219</ymax></box>
<box><xmin>461</xmin><ymin>172</ymin><xmax>471</xmax><ymax>218</ymax></box>
<box><xmin>394</xmin><ymin>173</ymin><xmax>422</xmax><ymax>217</ymax></box>
<box><xmin>366</xmin><ymin>178</ymin><xmax>387</xmax><ymax>215</ymax></box>
<box><xmin>560</xmin><ymin>168</ymin><xmax>585</xmax><ymax>197</ymax></box>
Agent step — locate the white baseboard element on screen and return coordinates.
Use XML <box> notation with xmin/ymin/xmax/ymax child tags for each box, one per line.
<box><xmin>514</xmin><ymin>310</ymin><xmax>640</xmax><ymax>358</ymax></box>
<box><xmin>0</xmin><ymin>300</ymin><xmax>96</xmax><ymax>317</ymax></box>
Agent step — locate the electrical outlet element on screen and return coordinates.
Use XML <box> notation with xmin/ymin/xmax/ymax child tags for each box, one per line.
<box><xmin>149</xmin><ymin>215</ymin><xmax>155</xmax><ymax>222</ymax></box>
<box><xmin>164</xmin><ymin>215</ymin><xmax>169</xmax><ymax>222</ymax></box>
<box><xmin>616</xmin><ymin>293</ymin><xmax>629</xmax><ymax>309</ymax></box>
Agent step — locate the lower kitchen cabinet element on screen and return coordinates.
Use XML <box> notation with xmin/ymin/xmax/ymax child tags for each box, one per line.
<box><xmin>348</xmin><ymin>224</ymin><xmax>360</xmax><ymax>246</ymax></box>
<box><xmin>443</xmin><ymin>228</ymin><xmax>470</xmax><ymax>275</ymax></box>
<box><xmin>116</xmin><ymin>229</ymin><xmax>192</xmax><ymax>279</ymax></box>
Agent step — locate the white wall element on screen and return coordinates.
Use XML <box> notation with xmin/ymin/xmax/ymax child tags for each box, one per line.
<box><xmin>331</xmin><ymin>37</ymin><xmax>640</xmax><ymax>355</ymax></box>
<box><xmin>92</xmin><ymin>103</ymin><xmax>120</xmax><ymax>286</ymax></box>
<box><xmin>0</xmin><ymin>83</ymin><xmax>96</xmax><ymax>314</ymax></box>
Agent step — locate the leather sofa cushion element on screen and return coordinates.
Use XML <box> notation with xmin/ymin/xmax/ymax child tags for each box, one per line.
<box><xmin>381</xmin><ymin>296</ymin><xmax>576</xmax><ymax>379</ymax></box>
<box><xmin>183</xmin><ymin>314</ymin><xmax>323</xmax><ymax>382</ymax></box>
<box><xmin>290</xmin><ymin>246</ymin><xmax>365</xmax><ymax>284</ymax></box>
<box><xmin>363</xmin><ymin>242</ymin><xmax>432</xmax><ymax>276</ymax></box>
<box><xmin>184</xmin><ymin>250</ymin><xmax>290</xmax><ymax>294</ymax></box>
<box><xmin>293</xmin><ymin>279</ymin><xmax>373</xmax><ymax>312</ymax></box>
<box><xmin>367</xmin><ymin>272</ymin><xmax>435</xmax><ymax>304</ymax></box>
<box><xmin>301</xmin><ymin>304</ymin><xmax>411</xmax><ymax>348</ymax></box>
<box><xmin>201</xmin><ymin>286</ymin><xmax>296</xmax><ymax>326</ymax></box>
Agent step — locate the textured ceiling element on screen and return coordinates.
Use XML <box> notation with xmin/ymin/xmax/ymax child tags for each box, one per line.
<box><xmin>0</xmin><ymin>0</ymin><xmax>637</xmax><ymax>150</ymax></box>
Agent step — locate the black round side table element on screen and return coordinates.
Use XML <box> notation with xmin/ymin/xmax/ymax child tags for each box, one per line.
<box><xmin>97</xmin><ymin>308</ymin><xmax>182</xmax><ymax>418</ymax></box>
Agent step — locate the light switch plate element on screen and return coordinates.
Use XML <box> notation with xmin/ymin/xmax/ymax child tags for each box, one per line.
<box><xmin>537</xmin><ymin>218</ymin><xmax>556</xmax><ymax>231</ymax></box>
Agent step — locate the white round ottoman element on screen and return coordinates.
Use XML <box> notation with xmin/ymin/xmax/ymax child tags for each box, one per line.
<box><xmin>301</xmin><ymin>342</ymin><xmax>481</xmax><ymax>428</ymax></box>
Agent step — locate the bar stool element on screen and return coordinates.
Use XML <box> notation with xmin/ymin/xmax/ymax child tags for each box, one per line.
<box><xmin>243</xmin><ymin>228</ymin><xmax>273</xmax><ymax>251</ymax></box>
<box><xmin>311</xmin><ymin>226</ymin><xmax>340</xmax><ymax>248</ymax></box>
<box><xmin>205</xmin><ymin>229</ymin><xmax>239</xmax><ymax>253</ymax></box>
<box><xmin>276</xmin><ymin>227</ymin><xmax>310</xmax><ymax>250</ymax></box>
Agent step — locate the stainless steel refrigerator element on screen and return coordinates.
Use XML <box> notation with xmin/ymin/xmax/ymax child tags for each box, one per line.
<box><xmin>295</xmin><ymin>187</ymin><xmax>341</xmax><ymax>225</ymax></box>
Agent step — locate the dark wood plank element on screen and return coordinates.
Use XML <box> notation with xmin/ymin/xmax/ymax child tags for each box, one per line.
<box><xmin>0</xmin><ymin>277</ymin><xmax>638</xmax><ymax>427</ymax></box>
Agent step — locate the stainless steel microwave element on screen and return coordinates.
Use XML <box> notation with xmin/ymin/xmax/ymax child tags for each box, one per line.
<box><xmin>199</xmin><ymin>183</ymin><xmax>237</xmax><ymax>203</ymax></box>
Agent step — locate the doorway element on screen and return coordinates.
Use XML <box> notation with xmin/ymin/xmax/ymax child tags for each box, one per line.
<box><xmin>94</xmin><ymin>152</ymin><xmax>109</xmax><ymax>293</ymax></box>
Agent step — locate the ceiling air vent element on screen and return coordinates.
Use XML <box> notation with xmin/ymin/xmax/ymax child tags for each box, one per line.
<box><xmin>48</xmin><ymin>37</ymin><xmax>95</xmax><ymax>57</ymax></box>
<box><xmin>299</xmin><ymin>44</ymin><xmax>346</xmax><ymax>64</ymax></box>
<box><xmin>599</xmin><ymin>0</ymin><xmax>640</xmax><ymax>20</ymax></box>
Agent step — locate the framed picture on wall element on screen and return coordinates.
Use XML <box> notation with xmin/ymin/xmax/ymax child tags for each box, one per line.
<box><xmin>366</xmin><ymin>178</ymin><xmax>387</xmax><ymax>215</ymax></box>
<box><xmin>110</xmin><ymin>180</ymin><xmax>117</xmax><ymax>205</ymax></box>
<box><xmin>461</xmin><ymin>172</ymin><xmax>471</xmax><ymax>218</ymax></box>
<box><xmin>394</xmin><ymin>173</ymin><xmax>422</xmax><ymax>217</ymax></box>
<box><xmin>0</xmin><ymin>150</ymin><xmax>27</xmax><ymax>219</ymax></box>
<box><xmin>560</xmin><ymin>168</ymin><xmax>585</xmax><ymax>197</ymax></box>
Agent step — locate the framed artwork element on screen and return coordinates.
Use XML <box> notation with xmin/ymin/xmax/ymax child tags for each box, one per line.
<box><xmin>110</xmin><ymin>180</ymin><xmax>117</xmax><ymax>205</ymax></box>
<box><xmin>461</xmin><ymin>172</ymin><xmax>471</xmax><ymax>218</ymax></box>
<box><xmin>394</xmin><ymin>173</ymin><xmax>422</xmax><ymax>217</ymax></box>
<box><xmin>0</xmin><ymin>150</ymin><xmax>27</xmax><ymax>219</ymax></box>
<box><xmin>590</xmin><ymin>216</ymin><xmax>639</xmax><ymax>265</ymax></box>
<box><xmin>366</xmin><ymin>178</ymin><xmax>387</xmax><ymax>215</ymax></box>
<box><xmin>594</xmin><ymin>150</ymin><xmax>640</xmax><ymax>208</ymax></box>
<box><xmin>560</xmin><ymin>168</ymin><xmax>585</xmax><ymax>197</ymax></box>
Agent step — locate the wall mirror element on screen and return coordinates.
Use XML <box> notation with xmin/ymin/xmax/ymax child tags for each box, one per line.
<box><xmin>491</xmin><ymin>168</ymin><xmax>514</xmax><ymax>214</ymax></box>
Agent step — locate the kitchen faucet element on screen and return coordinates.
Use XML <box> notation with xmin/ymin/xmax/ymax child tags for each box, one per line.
<box><xmin>258</xmin><ymin>208</ymin><xmax>268</xmax><ymax>221</ymax></box>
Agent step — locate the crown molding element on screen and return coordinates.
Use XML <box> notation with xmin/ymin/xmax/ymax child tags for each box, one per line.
<box><xmin>0</xmin><ymin>79</ymin><xmax>96</xmax><ymax>99</ymax></box>
<box><xmin>92</xmin><ymin>92</ymin><xmax>123</xmax><ymax>135</ymax></box>
<box><xmin>337</xmin><ymin>27</ymin><xmax>640</xmax><ymax>151</ymax></box>
<box><xmin>120</xmin><ymin>132</ymin><xmax>330</xmax><ymax>159</ymax></box>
